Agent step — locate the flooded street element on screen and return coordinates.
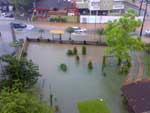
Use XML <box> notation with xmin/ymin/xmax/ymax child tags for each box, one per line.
<box><xmin>27</xmin><ymin>43</ymin><xmax>128</xmax><ymax>113</ymax></box>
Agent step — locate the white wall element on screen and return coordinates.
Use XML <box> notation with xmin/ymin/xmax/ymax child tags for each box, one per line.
<box><xmin>80</xmin><ymin>15</ymin><xmax>143</xmax><ymax>23</ymax></box>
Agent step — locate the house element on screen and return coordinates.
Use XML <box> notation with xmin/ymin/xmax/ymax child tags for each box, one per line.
<box><xmin>0</xmin><ymin>0</ymin><xmax>13</xmax><ymax>14</ymax></box>
<box><xmin>122</xmin><ymin>79</ymin><xmax>150</xmax><ymax>113</ymax></box>
<box><xmin>33</xmin><ymin>0</ymin><xmax>74</xmax><ymax>18</ymax></box>
<box><xmin>76</xmin><ymin>0</ymin><xmax>145</xmax><ymax>16</ymax></box>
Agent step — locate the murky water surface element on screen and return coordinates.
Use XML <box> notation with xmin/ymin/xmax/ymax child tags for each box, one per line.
<box><xmin>27</xmin><ymin>43</ymin><xmax>128</xmax><ymax>113</ymax></box>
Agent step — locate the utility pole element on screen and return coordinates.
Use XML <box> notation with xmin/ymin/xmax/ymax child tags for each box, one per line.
<box><xmin>10</xmin><ymin>25</ymin><xmax>17</xmax><ymax>42</ymax></box>
<box><xmin>94</xmin><ymin>10</ymin><xmax>98</xmax><ymax>39</ymax></box>
<box><xmin>140</xmin><ymin>0</ymin><xmax>148</xmax><ymax>37</ymax></box>
<box><xmin>139</xmin><ymin>0</ymin><xmax>144</xmax><ymax>16</ymax></box>
<box><xmin>49</xmin><ymin>83</ymin><xmax>53</xmax><ymax>107</ymax></box>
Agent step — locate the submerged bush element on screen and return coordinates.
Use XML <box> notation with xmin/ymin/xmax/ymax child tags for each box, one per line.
<box><xmin>76</xmin><ymin>55</ymin><xmax>80</xmax><ymax>61</ymax></box>
<box><xmin>82</xmin><ymin>46</ymin><xmax>87</xmax><ymax>55</ymax></box>
<box><xmin>73</xmin><ymin>47</ymin><xmax>78</xmax><ymax>55</ymax></box>
<box><xmin>88</xmin><ymin>61</ymin><xmax>93</xmax><ymax>70</ymax></box>
<box><xmin>66</xmin><ymin>50</ymin><xmax>74</xmax><ymax>56</ymax></box>
<box><xmin>49</xmin><ymin>16</ymin><xmax>67</xmax><ymax>22</ymax></box>
<box><xmin>60</xmin><ymin>64</ymin><xmax>67</xmax><ymax>72</ymax></box>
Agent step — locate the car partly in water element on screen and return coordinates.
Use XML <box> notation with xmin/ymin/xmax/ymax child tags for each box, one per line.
<box><xmin>10</xmin><ymin>22</ymin><xmax>27</xmax><ymax>29</ymax></box>
<box><xmin>145</xmin><ymin>29</ymin><xmax>150</xmax><ymax>36</ymax></box>
<box><xmin>10</xmin><ymin>22</ymin><xmax>34</xmax><ymax>30</ymax></box>
<box><xmin>72</xmin><ymin>26</ymin><xmax>87</xmax><ymax>33</ymax></box>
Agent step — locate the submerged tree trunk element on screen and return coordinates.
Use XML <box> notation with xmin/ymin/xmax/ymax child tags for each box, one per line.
<box><xmin>140</xmin><ymin>0</ymin><xmax>148</xmax><ymax>37</ymax></box>
<box><xmin>69</xmin><ymin>33</ymin><xmax>71</xmax><ymax>40</ymax></box>
<box><xmin>118</xmin><ymin>58</ymin><xmax>122</xmax><ymax>66</ymax></box>
<box><xmin>102</xmin><ymin>55</ymin><xmax>106</xmax><ymax>71</ymax></box>
<box><xmin>126</xmin><ymin>59</ymin><xmax>131</xmax><ymax>68</ymax></box>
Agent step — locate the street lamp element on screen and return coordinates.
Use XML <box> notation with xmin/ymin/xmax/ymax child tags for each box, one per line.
<box><xmin>139</xmin><ymin>0</ymin><xmax>144</xmax><ymax>16</ymax></box>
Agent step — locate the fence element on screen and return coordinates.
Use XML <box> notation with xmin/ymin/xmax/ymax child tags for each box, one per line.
<box><xmin>80</xmin><ymin>15</ymin><xmax>143</xmax><ymax>24</ymax></box>
<box><xmin>26</xmin><ymin>38</ymin><xmax>107</xmax><ymax>46</ymax></box>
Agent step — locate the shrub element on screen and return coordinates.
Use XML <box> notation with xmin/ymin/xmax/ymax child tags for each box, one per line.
<box><xmin>0</xmin><ymin>55</ymin><xmax>41</xmax><ymax>90</ymax></box>
<box><xmin>76</xmin><ymin>55</ymin><xmax>80</xmax><ymax>61</ymax></box>
<box><xmin>0</xmin><ymin>90</ymin><xmax>52</xmax><ymax>113</ymax></box>
<box><xmin>66</xmin><ymin>49</ymin><xmax>74</xmax><ymax>56</ymax></box>
<box><xmin>145</xmin><ymin>43</ymin><xmax>150</xmax><ymax>54</ymax></box>
<box><xmin>31</xmin><ymin>16</ymin><xmax>37</xmax><ymax>21</ymax></box>
<box><xmin>73</xmin><ymin>47</ymin><xmax>78</xmax><ymax>55</ymax></box>
<box><xmin>96</xmin><ymin>28</ymin><xmax>105</xmax><ymax>36</ymax></box>
<box><xmin>82</xmin><ymin>46</ymin><xmax>87</xmax><ymax>55</ymax></box>
<box><xmin>60</xmin><ymin>64</ymin><xmax>67</xmax><ymax>72</ymax></box>
<box><xmin>88</xmin><ymin>61</ymin><xmax>93</xmax><ymax>70</ymax></box>
<box><xmin>60</xmin><ymin>17</ymin><xmax>67</xmax><ymax>22</ymax></box>
<box><xmin>49</xmin><ymin>16</ymin><xmax>67</xmax><ymax>22</ymax></box>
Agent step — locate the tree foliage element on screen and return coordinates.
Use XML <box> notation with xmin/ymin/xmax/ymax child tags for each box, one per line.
<box><xmin>38</xmin><ymin>29</ymin><xmax>45</xmax><ymax>38</ymax></box>
<box><xmin>96</xmin><ymin>28</ymin><xmax>105</xmax><ymax>36</ymax></box>
<box><xmin>66</xmin><ymin>27</ymin><xmax>74</xmax><ymax>40</ymax></box>
<box><xmin>0</xmin><ymin>55</ymin><xmax>41</xmax><ymax>90</ymax></box>
<box><xmin>0</xmin><ymin>89</ymin><xmax>52</xmax><ymax>113</ymax></box>
<box><xmin>105</xmin><ymin>9</ymin><xmax>144</xmax><ymax>64</ymax></box>
<box><xmin>11</xmin><ymin>0</ymin><xmax>34</xmax><ymax>13</ymax></box>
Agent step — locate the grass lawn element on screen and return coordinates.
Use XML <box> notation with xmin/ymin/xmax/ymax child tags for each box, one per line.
<box><xmin>78</xmin><ymin>99</ymin><xmax>110</xmax><ymax>113</ymax></box>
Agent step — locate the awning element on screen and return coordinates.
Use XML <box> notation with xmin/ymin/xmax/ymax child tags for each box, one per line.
<box><xmin>50</xmin><ymin>30</ymin><xmax>64</xmax><ymax>35</ymax></box>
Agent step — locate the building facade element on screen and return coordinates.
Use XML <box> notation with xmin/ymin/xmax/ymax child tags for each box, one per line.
<box><xmin>33</xmin><ymin>0</ymin><xmax>74</xmax><ymax>18</ymax></box>
<box><xmin>76</xmin><ymin>0</ymin><xmax>135</xmax><ymax>15</ymax></box>
<box><xmin>0</xmin><ymin>0</ymin><xmax>13</xmax><ymax>14</ymax></box>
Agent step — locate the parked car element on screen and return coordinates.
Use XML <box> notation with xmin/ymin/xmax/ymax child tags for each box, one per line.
<box><xmin>145</xmin><ymin>29</ymin><xmax>150</xmax><ymax>36</ymax></box>
<box><xmin>72</xmin><ymin>26</ymin><xmax>87</xmax><ymax>33</ymax></box>
<box><xmin>5</xmin><ymin>13</ymin><xmax>14</xmax><ymax>18</ymax></box>
<box><xmin>10</xmin><ymin>22</ymin><xmax>27</xmax><ymax>29</ymax></box>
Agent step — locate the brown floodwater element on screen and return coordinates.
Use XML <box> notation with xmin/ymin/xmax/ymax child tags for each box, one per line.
<box><xmin>27</xmin><ymin>43</ymin><xmax>129</xmax><ymax>113</ymax></box>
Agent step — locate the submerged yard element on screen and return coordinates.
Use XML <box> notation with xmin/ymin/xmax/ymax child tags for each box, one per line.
<box><xmin>27</xmin><ymin>43</ymin><xmax>129</xmax><ymax>113</ymax></box>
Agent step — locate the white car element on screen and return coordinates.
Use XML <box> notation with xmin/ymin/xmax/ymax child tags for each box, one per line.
<box><xmin>26</xmin><ymin>24</ymin><xmax>34</xmax><ymax>30</ymax></box>
<box><xmin>72</xmin><ymin>26</ymin><xmax>87</xmax><ymax>33</ymax></box>
<box><xmin>145</xmin><ymin>29</ymin><xmax>150</xmax><ymax>35</ymax></box>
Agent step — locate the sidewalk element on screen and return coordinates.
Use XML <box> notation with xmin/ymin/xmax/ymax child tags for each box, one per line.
<box><xmin>30</xmin><ymin>21</ymin><xmax>105</xmax><ymax>30</ymax></box>
<box><xmin>0</xmin><ymin>17</ymin><xmax>14</xmax><ymax>21</ymax></box>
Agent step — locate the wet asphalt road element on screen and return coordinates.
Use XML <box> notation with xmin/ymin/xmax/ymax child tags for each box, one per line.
<box><xmin>0</xmin><ymin>20</ymin><xmax>15</xmax><ymax>56</ymax></box>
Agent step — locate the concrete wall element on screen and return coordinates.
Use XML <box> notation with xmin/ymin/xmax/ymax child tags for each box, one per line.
<box><xmin>80</xmin><ymin>15</ymin><xmax>143</xmax><ymax>23</ymax></box>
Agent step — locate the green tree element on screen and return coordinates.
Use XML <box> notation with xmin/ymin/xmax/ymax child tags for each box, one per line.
<box><xmin>96</xmin><ymin>28</ymin><xmax>105</xmax><ymax>42</ymax></box>
<box><xmin>105</xmin><ymin>9</ymin><xmax>144</xmax><ymax>65</ymax></box>
<box><xmin>11</xmin><ymin>0</ymin><xmax>34</xmax><ymax>14</ymax></box>
<box><xmin>66</xmin><ymin>27</ymin><xmax>74</xmax><ymax>40</ymax></box>
<box><xmin>0</xmin><ymin>89</ymin><xmax>52</xmax><ymax>113</ymax></box>
<box><xmin>0</xmin><ymin>55</ymin><xmax>41</xmax><ymax>89</ymax></box>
